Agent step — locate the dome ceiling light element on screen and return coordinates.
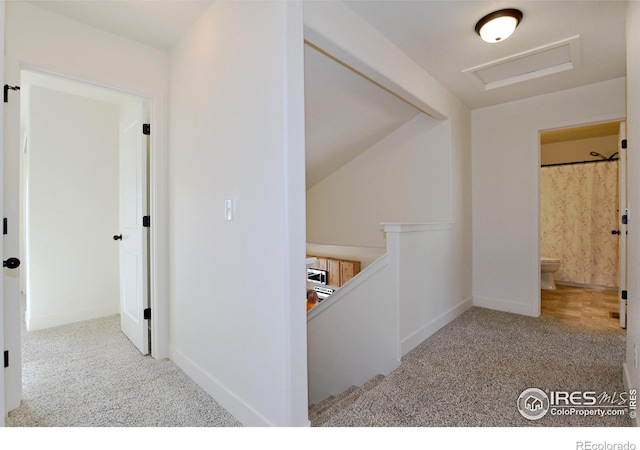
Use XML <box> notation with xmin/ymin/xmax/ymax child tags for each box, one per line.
<box><xmin>475</xmin><ymin>8</ymin><xmax>523</xmax><ymax>43</ymax></box>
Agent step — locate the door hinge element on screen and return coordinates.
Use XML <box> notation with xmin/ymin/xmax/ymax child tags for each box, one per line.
<box><xmin>142</xmin><ymin>124</ymin><xmax>151</xmax><ymax>136</ymax></box>
<box><xmin>144</xmin><ymin>308</ymin><xmax>151</xmax><ymax>320</ymax></box>
<box><xmin>622</xmin><ymin>290</ymin><xmax>628</xmax><ymax>300</ymax></box>
<box><xmin>143</xmin><ymin>215</ymin><xmax>151</xmax><ymax>227</ymax></box>
<box><xmin>622</xmin><ymin>214</ymin><xmax>628</xmax><ymax>225</ymax></box>
<box><xmin>3</xmin><ymin>350</ymin><xmax>8</xmax><ymax>368</ymax></box>
<box><xmin>4</xmin><ymin>84</ymin><xmax>20</xmax><ymax>103</ymax></box>
<box><xmin>622</xmin><ymin>139</ymin><xmax>627</xmax><ymax>149</ymax></box>
<box><xmin>3</xmin><ymin>218</ymin><xmax>7</xmax><ymax>235</ymax></box>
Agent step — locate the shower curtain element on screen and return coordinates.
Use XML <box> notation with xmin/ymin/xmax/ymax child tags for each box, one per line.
<box><xmin>540</xmin><ymin>160</ymin><xmax>619</xmax><ymax>288</ymax></box>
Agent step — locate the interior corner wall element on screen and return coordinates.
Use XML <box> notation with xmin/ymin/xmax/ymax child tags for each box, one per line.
<box><xmin>167</xmin><ymin>1</ymin><xmax>307</xmax><ymax>427</ymax></box>
<box><xmin>303</xmin><ymin>0</ymin><xmax>472</xmax><ymax>328</ymax></box>
<box><xmin>625</xmin><ymin>0</ymin><xmax>640</xmax><ymax>403</ymax></box>
<box><xmin>306</xmin><ymin>114</ymin><xmax>452</xmax><ymax>248</ymax></box>
<box><xmin>26</xmin><ymin>86</ymin><xmax>119</xmax><ymax>330</ymax></box>
<box><xmin>471</xmin><ymin>77</ymin><xmax>626</xmax><ymax>316</ymax></box>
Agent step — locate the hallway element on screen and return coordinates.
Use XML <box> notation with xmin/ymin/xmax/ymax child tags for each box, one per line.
<box><xmin>7</xmin><ymin>314</ymin><xmax>240</xmax><ymax>427</ymax></box>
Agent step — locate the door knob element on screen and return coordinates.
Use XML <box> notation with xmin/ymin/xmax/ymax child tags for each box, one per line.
<box><xmin>113</xmin><ymin>234</ymin><xmax>122</xmax><ymax>241</ymax></box>
<box><xmin>3</xmin><ymin>257</ymin><xmax>20</xmax><ymax>269</ymax></box>
<box><xmin>612</xmin><ymin>230</ymin><xmax>621</xmax><ymax>235</ymax></box>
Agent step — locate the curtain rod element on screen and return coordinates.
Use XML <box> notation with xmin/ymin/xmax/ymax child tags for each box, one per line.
<box><xmin>541</xmin><ymin>158</ymin><xmax>619</xmax><ymax>168</ymax></box>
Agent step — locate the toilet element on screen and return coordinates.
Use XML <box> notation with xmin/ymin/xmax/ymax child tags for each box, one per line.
<box><xmin>540</xmin><ymin>257</ymin><xmax>561</xmax><ymax>290</ymax></box>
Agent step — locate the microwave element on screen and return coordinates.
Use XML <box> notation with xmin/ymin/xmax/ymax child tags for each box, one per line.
<box><xmin>307</xmin><ymin>268</ymin><xmax>328</xmax><ymax>285</ymax></box>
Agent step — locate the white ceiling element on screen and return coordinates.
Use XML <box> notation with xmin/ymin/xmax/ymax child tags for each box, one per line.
<box><xmin>23</xmin><ymin>0</ymin><xmax>628</xmax><ymax>187</ymax></box>
<box><xmin>26</xmin><ymin>0</ymin><xmax>213</xmax><ymax>50</ymax></box>
<box><xmin>344</xmin><ymin>0</ymin><xmax>627</xmax><ymax>110</ymax></box>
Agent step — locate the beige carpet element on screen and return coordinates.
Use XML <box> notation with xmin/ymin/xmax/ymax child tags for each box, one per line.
<box><xmin>313</xmin><ymin>307</ymin><xmax>632</xmax><ymax>427</ymax></box>
<box><xmin>6</xmin><ymin>314</ymin><xmax>241</xmax><ymax>427</ymax></box>
<box><xmin>7</xmin><ymin>306</ymin><xmax>632</xmax><ymax>428</ymax></box>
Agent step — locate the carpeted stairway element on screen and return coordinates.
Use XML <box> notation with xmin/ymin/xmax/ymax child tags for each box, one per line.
<box><xmin>309</xmin><ymin>374</ymin><xmax>386</xmax><ymax>426</ymax></box>
<box><xmin>309</xmin><ymin>307</ymin><xmax>632</xmax><ymax>427</ymax></box>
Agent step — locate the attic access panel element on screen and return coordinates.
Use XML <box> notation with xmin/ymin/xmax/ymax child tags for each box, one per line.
<box><xmin>463</xmin><ymin>36</ymin><xmax>581</xmax><ymax>90</ymax></box>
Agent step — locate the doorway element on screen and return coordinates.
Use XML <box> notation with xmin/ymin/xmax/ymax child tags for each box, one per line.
<box><xmin>24</xmin><ymin>72</ymin><xmax>115</xmax><ymax>330</ymax></box>
<box><xmin>538</xmin><ymin>121</ymin><xmax>625</xmax><ymax>330</ymax></box>
<box><xmin>21</xmin><ymin>69</ymin><xmax>148</xmax><ymax>327</ymax></box>
<box><xmin>2</xmin><ymin>64</ymin><xmax>168</xmax><ymax>417</ymax></box>
<box><xmin>20</xmin><ymin>69</ymin><xmax>152</xmax><ymax>358</ymax></box>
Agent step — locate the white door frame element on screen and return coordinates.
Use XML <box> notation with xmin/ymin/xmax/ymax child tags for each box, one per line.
<box><xmin>19</xmin><ymin>66</ymin><xmax>166</xmax><ymax>356</ymax></box>
<box><xmin>535</xmin><ymin>113</ymin><xmax>627</xmax><ymax>318</ymax></box>
<box><xmin>619</xmin><ymin>121</ymin><xmax>628</xmax><ymax>328</ymax></box>
<box><xmin>1</xmin><ymin>0</ymin><xmax>6</xmax><ymax>427</ymax></box>
<box><xmin>2</xmin><ymin>65</ymin><xmax>169</xmax><ymax>417</ymax></box>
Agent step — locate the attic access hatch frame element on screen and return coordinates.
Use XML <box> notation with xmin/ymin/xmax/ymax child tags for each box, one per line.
<box><xmin>462</xmin><ymin>35</ymin><xmax>581</xmax><ymax>91</ymax></box>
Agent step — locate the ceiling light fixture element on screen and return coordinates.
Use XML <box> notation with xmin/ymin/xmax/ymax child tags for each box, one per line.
<box><xmin>475</xmin><ymin>8</ymin><xmax>523</xmax><ymax>43</ymax></box>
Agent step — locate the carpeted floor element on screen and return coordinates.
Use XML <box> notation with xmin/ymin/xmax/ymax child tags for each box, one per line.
<box><xmin>6</xmin><ymin>314</ymin><xmax>241</xmax><ymax>427</ymax></box>
<box><xmin>317</xmin><ymin>307</ymin><xmax>632</xmax><ymax>427</ymax></box>
<box><xmin>7</xmin><ymin>306</ymin><xmax>631</xmax><ymax>427</ymax></box>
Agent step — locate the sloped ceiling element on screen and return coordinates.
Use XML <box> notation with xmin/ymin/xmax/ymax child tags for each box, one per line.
<box><xmin>304</xmin><ymin>45</ymin><xmax>420</xmax><ymax>189</ymax></box>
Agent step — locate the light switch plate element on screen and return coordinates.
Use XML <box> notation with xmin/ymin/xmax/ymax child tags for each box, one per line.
<box><xmin>225</xmin><ymin>199</ymin><xmax>233</xmax><ymax>221</ymax></box>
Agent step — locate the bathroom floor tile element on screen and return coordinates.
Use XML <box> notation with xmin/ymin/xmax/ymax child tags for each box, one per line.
<box><xmin>541</xmin><ymin>284</ymin><xmax>623</xmax><ymax>332</ymax></box>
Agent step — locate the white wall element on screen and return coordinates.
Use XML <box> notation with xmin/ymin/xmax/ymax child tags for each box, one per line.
<box><xmin>307</xmin><ymin>114</ymin><xmax>451</xmax><ymax>248</ymax></box>
<box><xmin>625</xmin><ymin>0</ymin><xmax>640</xmax><ymax>415</ymax></box>
<box><xmin>386</xmin><ymin>223</ymin><xmax>472</xmax><ymax>354</ymax></box>
<box><xmin>307</xmin><ymin>254</ymin><xmax>397</xmax><ymax>404</ymax></box>
<box><xmin>4</xmin><ymin>1</ymin><xmax>169</xmax><ymax>412</ymax></box>
<box><xmin>472</xmin><ymin>77</ymin><xmax>626</xmax><ymax>316</ymax></box>
<box><xmin>167</xmin><ymin>2</ymin><xmax>307</xmax><ymax>426</ymax></box>
<box><xmin>304</xmin><ymin>0</ymin><xmax>472</xmax><ymax>323</ymax></box>
<box><xmin>25</xmin><ymin>86</ymin><xmax>119</xmax><ymax>330</ymax></box>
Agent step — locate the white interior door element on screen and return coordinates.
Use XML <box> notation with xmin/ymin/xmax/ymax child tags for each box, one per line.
<box><xmin>619</xmin><ymin>121</ymin><xmax>627</xmax><ymax>329</ymax></box>
<box><xmin>118</xmin><ymin>102</ymin><xmax>149</xmax><ymax>355</ymax></box>
<box><xmin>1</xmin><ymin>1</ymin><xmax>5</xmax><ymax>425</ymax></box>
<box><xmin>2</xmin><ymin>6</ymin><xmax>21</xmax><ymax>419</ymax></box>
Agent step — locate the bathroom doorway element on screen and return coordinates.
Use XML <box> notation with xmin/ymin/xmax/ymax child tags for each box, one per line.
<box><xmin>539</xmin><ymin>120</ymin><xmax>626</xmax><ymax>331</ymax></box>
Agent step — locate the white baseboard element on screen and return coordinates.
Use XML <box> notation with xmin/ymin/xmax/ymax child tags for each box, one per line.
<box><xmin>26</xmin><ymin>304</ymin><xmax>119</xmax><ymax>331</ymax></box>
<box><xmin>400</xmin><ymin>296</ymin><xmax>473</xmax><ymax>356</ymax></box>
<box><xmin>169</xmin><ymin>346</ymin><xmax>278</xmax><ymax>427</ymax></box>
<box><xmin>472</xmin><ymin>295</ymin><xmax>534</xmax><ymax>316</ymax></box>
